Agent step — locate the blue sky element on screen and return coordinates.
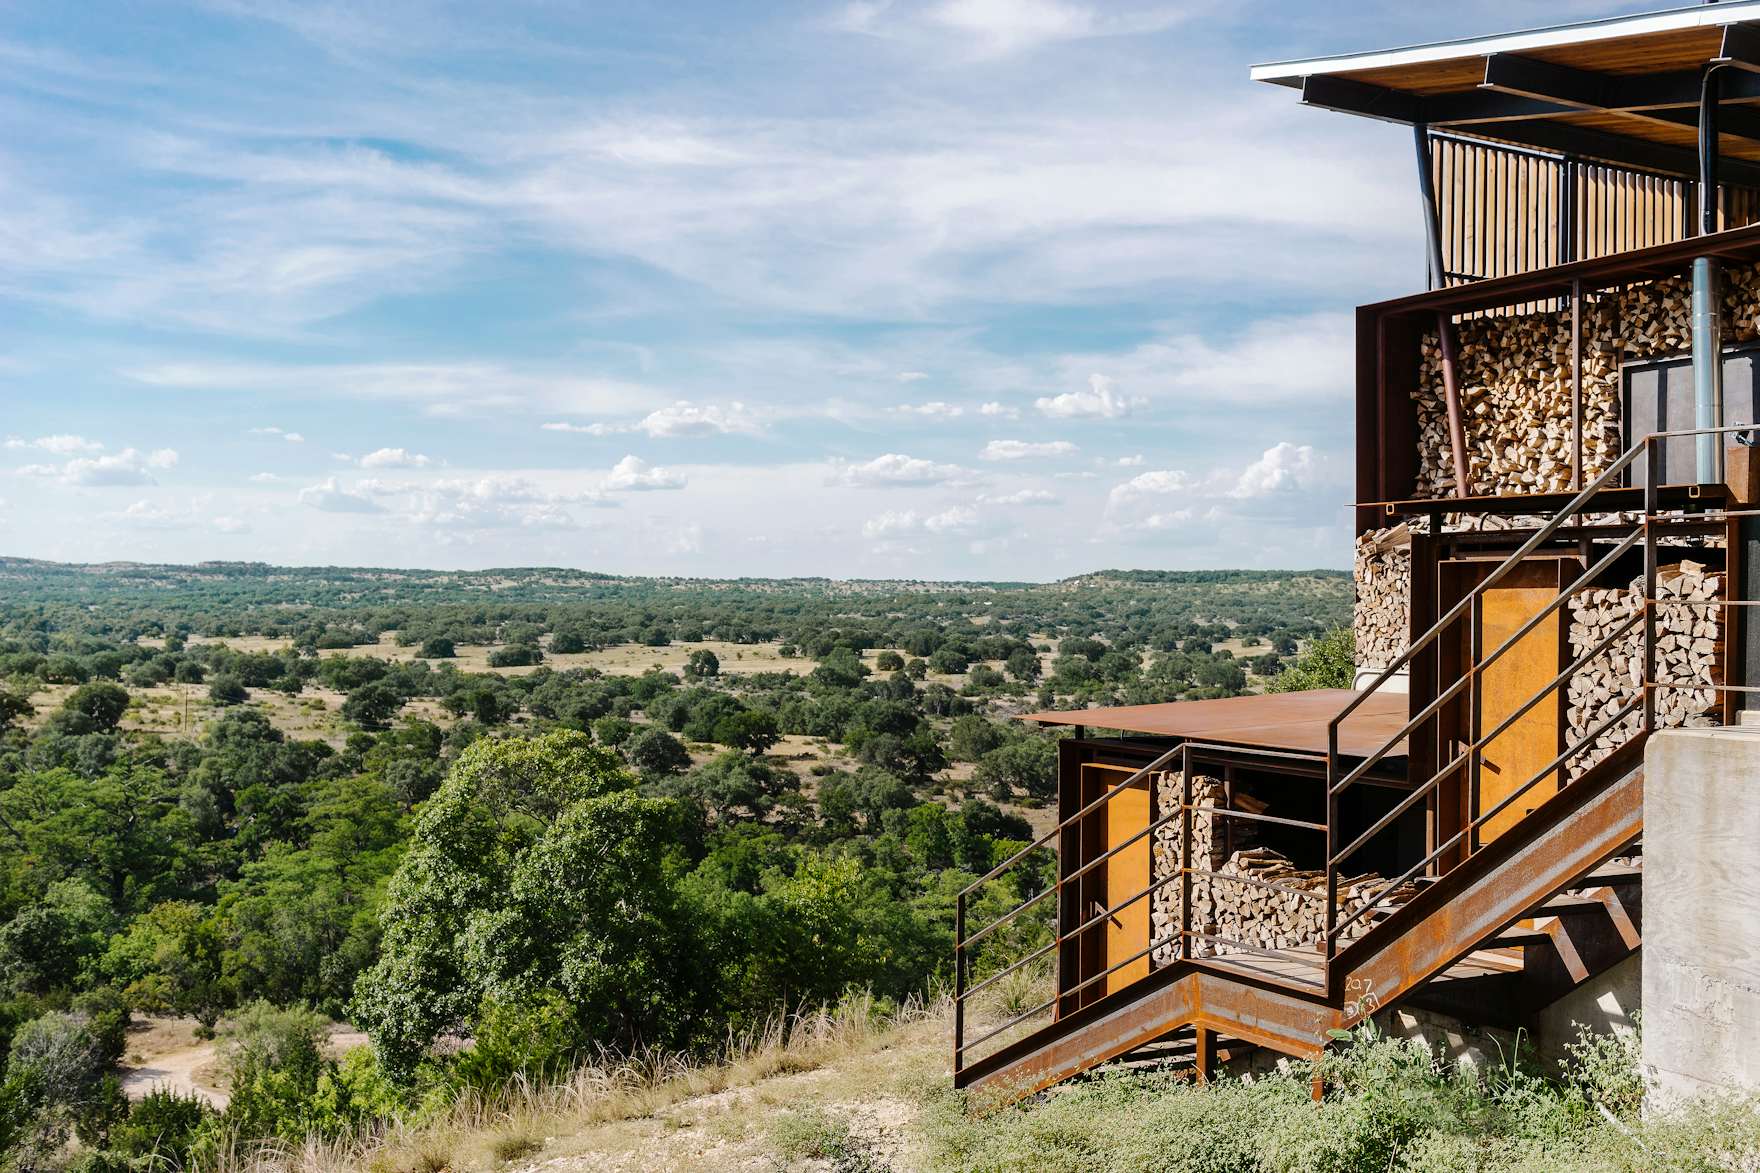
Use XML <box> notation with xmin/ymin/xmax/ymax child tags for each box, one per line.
<box><xmin>0</xmin><ymin>0</ymin><xmax>1629</xmax><ymax>579</ymax></box>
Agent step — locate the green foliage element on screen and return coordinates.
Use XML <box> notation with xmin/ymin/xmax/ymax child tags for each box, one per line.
<box><xmin>922</xmin><ymin>1024</ymin><xmax>1678</xmax><ymax>1173</ymax></box>
<box><xmin>208</xmin><ymin>674</ymin><xmax>248</xmax><ymax>706</ymax></box>
<box><xmin>1266</xmin><ymin>627</ymin><xmax>1356</xmax><ymax>694</ymax></box>
<box><xmin>684</xmin><ymin>648</ymin><xmax>720</xmax><ymax>679</ymax></box>
<box><xmin>341</xmin><ymin>679</ymin><xmax>404</xmax><ymax>730</ymax></box>
<box><xmin>107</xmin><ymin>1087</ymin><xmax>207</xmax><ymax>1163</ymax></box>
<box><xmin>61</xmin><ymin>683</ymin><xmax>131</xmax><ymax>734</ymax></box>
<box><xmin>626</xmin><ymin>727</ymin><xmax>691</xmax><ymax>777</ymax></box>
<box><xmin>352</xmin><ymin>732</ymin><xmax>697</xmax><ymax>1079</ymax></box>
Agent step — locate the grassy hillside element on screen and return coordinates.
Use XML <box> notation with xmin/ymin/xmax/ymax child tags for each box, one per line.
<box><xmin>202</xmin><ymin>1001</ymin><xmax>1760</xmax><ymax>1173</ymax></box>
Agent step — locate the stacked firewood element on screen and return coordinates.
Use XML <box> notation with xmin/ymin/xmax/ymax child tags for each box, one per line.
<box><xmin>1410</xmin><ymin>264</ymin><xmax>1760</xmax><ymax>500</ymax></box>
<box><xmin>1148</xmin><ymin>773</ymin><xmax>1417</xmax><ymax>963</ymax></box>
<box><xmin>1193</xmin><ymin>848</ymin><xmax>1419</xmax><ymax>958</ymax></box>
<box><xmin>1566</xmin><ymin>561</ymin><xmax>1723</xmax><ymax>770</ymax></box>
<box><xmin>1354</xmin><ymin>526</ymin><xmax>1411</xmax><ymax>670</ymax></box>
<box><xmin>1150</xmin><ymin>771</ymin><xmax>1223</xmax><ymax>966</ymax></box>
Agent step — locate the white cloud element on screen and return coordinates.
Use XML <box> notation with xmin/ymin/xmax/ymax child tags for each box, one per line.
<box><xmin>125</xmin><ymin>360</ymin><xmax>663</xmax><ymax>417</ymax></box>
<box><xmin>299</xmin><ymin>477</ymin><xmax>384</xmax><ymax>513</ymax></box>
<box><xmin>1230</xmin><ymin>442</ymin><xmax>1317</xmax><ymax>498</ymax></box>
<box><xmin>861</xmin><ymin>504</ymin><xmax>980</xmax><ymax>537</ymax></box>
<box><xmin>896</xmin><ymin>371</ymin><xmax>930</xmax><ymax>383</ymax></box>
<box><xmin>541</xmin><ymin>421</ymin><xmax>614</xmax><ymax>435</ymax></box>
<box><xmin>545</xmin><ymin>401</ymin><xmax>763</xmax><ymax>439</ymax></box>
<box><xmin>896</xmin><ymin>402</ymin><xmax>963</xmax><ymax>418</ymax></box>
<box><xmin>1113</xmin><ymin>454</ymin><xmax>1145</xmax><ymax>467</ymax></box>
<box><xmin>844</xmin><ymin>0</ymin><xmax>1191</xmax><ymax>58</ymax></box>
<box><xmin>111</xmin><ymin>500</ymin><xmax>186</xmax><ymax>528</ymax></box>
<box><xmin>5</xmin><ymin>434</ymin><xmax>103</xmax><ymax>455</ymax></box>
<box><xmin>833</xmin><ymin>452</ymin><xmax>972</xmax><ymax>488</ymax></box>
<box><xmin>249</xmin><ymin>426</ymin><xmax>304</xmax><ymax>443</ymax></box>
<box><xmin>18</xmin><ymin>447</ymin><xmax>176</xmax><ymax>487</ymax></box>
<box><xmin>1107</xmin><ymin>468</ymin><xmax>1196</xmax><ymax>508</ymax></box>
<box><xmin>603</xmin><ymin>455</ymin><xmax>685</xmax><ymax>491</ymax></box>
<box><xmin>1035</xmin><ymin>374</ymin><xmax>1144</xmax><ymax>420</ymax></box>
<box><xmin>979</xmin><ymin>402</ymin><xmax>1020</xmax><ymax>420</ymax></box>
<box><xmin>979</xmin><ymin>488</ymin><xmax>1059</xmax><ymax>506</ymax></box>
<box><xmin>213</xmin><ymin>515</ymin><xmax>250</xmax><ymax>533</ymax></box>
<box><xmin>358</xmin><ymin>447</ymin><xmax>432</xmax><ymax>469</ymax></box>
<box><xmin>249</xmin><ymin>472</ymin><xmax>283</xmax><ymax>483</ymax></box>
<box><xmin>980</xmin><ymin>439</ymin><xmax>1077</xmax><ymax>461</ymax></box>
<box><xmin>637</xmin><ymin>401</ymin><xmax>762</xmax><ymax>438</ymax></box>
<box><xmin>862</xmin><ymin>510</ymin><xmax>920</xmax><ymax>538</ymax></box>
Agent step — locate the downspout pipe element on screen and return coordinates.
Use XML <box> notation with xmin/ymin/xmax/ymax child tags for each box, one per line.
<box><xmin>1695</xmin><ymin>64</ymin><xmax>1726</xmax><ymax>485</ymax></box>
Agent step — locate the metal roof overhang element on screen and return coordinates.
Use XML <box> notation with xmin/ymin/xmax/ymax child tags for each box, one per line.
<box><xmin>1251</xmin><ymin>2</ymin><xmax>1760</xmax><ymax>187</ymax></box>
<box><xmin>1020</xmin><ymin>688</ymin><xmax>1409</xmax><ymax>761</ymax></box>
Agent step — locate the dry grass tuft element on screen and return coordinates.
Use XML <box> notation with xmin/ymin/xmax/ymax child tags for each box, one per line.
<box><xmin>204</xmin><ymin>992</ymin><xmax>947</xmax><ymax>1173</ymax></box>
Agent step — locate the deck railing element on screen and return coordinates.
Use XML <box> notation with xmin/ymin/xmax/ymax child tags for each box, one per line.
<box><xmin>1325</xmin><ymin>424</ymin><xmax>1749</xmax><ymax>970</ymax></box>
<box><xmin>953</xmin><ymin>426</ymin><xmax>1748</xmax><ymax>1079</ymax></box>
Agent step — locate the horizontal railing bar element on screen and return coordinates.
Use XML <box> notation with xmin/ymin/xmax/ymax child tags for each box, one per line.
<box><xmin>1185</xmin><ymin>932</ymin><xmax>1328</xmax><ymax>971</ymax></box>
<box><xmin>1331</xmin><ymin>439</ymin><xmax>1647</xmax><ymax>736</ymax></box>
<box><xmin>1176</xmin><ymin>741</ymin><xmax>1331</xmax><ymax>764</ymax></box>
<box><xmin>958</xmin><ymin>938</ymin><xmax>1058</xmax><ymax>1004</ymax></box>
<box><xmin>1188</xmin><ymin>866</ymin><xmax>1330</xmax><ymax>903</ymax></box>
<box><xmin>963</xmin><ymin>871</ymin><xmax>1184</xmax><ymax>1005</ymax></box>
<box><xmin>1329</xmin><ymin>694</ymin><xmax>1642</xmax><ymax>943</ymax></box>
<box><xmin>964</xmin><ymin>923</ymin><xmax>1187</xmax><ymax>1058</ymax></box>
<box><xmin>1060</xmin><ymin>807</ymin><xmax>1179</xmax><ymax>891</ymax></box>
<box><xmin>1197</xmin><ymin>807</ymin><xmax>1327</xmax><ymax>833</ymax></box>
<box><xmin>959</xmin><ymin>885</ymin><xmax>1055</xmax><ymax>953</ymax></box>
<box><xmin>1054</xmin><ymin>930</ymin><xmax>1181</xmax><ymax>1007</ymax></box>
<box><xmin>1331</xmin><ymin>527</ymin><xmax>1641</xmax><ymax>798</ymax></box>
<box><xmin>1330</xmin><ymin>609</ymin><xmax>1642</xmax><ymax>870</ymax></box>
<box><xmin>959</xmin><ymin>743</ymin><xmax>1183</xmax><ymax>898</ymax></box>
<box><xmin>963</xmin><ymin>738</ymin><xmax>1338</xmax><ymax>947</ymax></box>
<box><xmin>1057</xmin><ymin>873</ymin><xmax>1181</xmax><ymax>958</ymax></box>
<box><xmin>960</xmin><ymin>994</ymin><xmax>1058</xmax><ymax>1055</ymax></box>
<box><xmin>1649</xmin><ymin>681</ymin><xmax>1760</xmax><ymax>692</ymax></box>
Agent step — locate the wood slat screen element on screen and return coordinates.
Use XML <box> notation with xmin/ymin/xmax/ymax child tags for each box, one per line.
<box><xmin>1430</xmin><ymin>132</ymin><xmax>1760</xmax><ymax>291</ymax></box>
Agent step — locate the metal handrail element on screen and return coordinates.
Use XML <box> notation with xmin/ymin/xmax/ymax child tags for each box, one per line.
<box><xmin>1325</xmin><ymin>423</ymin><xmax>1751</xmax><ymax>954</ymax></box>
<box><xmin>1328</xmin><ymin>608</ymin><xmax>1643</xmax><ymax>872</ymax></box>
<box><xmin>954</xmin><ymin>738</ymin><xmax>1329</xmax><ymax>1071</ymax></box>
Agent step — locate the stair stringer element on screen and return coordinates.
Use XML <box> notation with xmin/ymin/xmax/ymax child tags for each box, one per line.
<box><xmin>959</xmin><ymin>755</ymin><xmax>1644</xmax><ymax>1101</ymax></box>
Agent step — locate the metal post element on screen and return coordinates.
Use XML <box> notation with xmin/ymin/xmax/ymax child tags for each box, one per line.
<box><xmin>1696</xmin><ymin>66</ymin><xmax>1726</xmax><ymax>484</ymax></box>
<box><xmin>954</xmin><ymin>892</ymin><xmax>966</xmax><ymax>1072</ymax></box>
<box><xmin>1571</xmin><ymin>279</ymin><xmax>1583</xmax><ymax>490</ymax></box>
<box><xmin>1180</xmin><ymin>744</ymin><xmax>1193</xmax><ymax>963</ymax></box>
<box><xmin>1645</xmin><ymin>441</ymin><xmax>1659</xmax><ymax>735</ymax></box>
<box><xmin>1414</xmin><ymin>123</ymin><xmax>1446</xmax><ymax>291</ymax></box>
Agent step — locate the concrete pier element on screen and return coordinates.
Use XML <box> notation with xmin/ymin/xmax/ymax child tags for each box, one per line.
<box><xmin>1643</xmin><ymin>726</ymin><xmax>1760</xmax><ymax>1104</ymax></box>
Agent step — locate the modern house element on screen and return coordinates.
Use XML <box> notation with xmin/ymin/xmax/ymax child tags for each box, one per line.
<box><xmin>953</xmin><ymin>3</ymin><xmax>1760</xmax><ymax>1100</ymax></box>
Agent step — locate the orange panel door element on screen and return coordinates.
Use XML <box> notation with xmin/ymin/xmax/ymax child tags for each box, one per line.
<box><xmin>1104</xmin><ymin>780</ymin><xmax>1151</xmax><ymax>995</ymax></box>
<box><xmin>1476</xmin><ymin>563</ymin><xmax>1563</xmax><ymax>845</ymax></box>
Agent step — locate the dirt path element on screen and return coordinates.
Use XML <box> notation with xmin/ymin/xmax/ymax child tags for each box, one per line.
<box><xmin>119</xmin><ymin>1040</ymin><xmax>230</xmax><ymax>1110</ymax></box>
<box><xmin>118</xmin><ymin>1019</ymin><xmax>370</xmax><ymax>1112</ymax></box>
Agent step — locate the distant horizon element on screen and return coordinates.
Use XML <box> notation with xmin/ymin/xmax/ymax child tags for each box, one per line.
<box><xmin>0</xmin><ymin>553</ymin><xmax>1349</xmax><ymax>589</ymax></box>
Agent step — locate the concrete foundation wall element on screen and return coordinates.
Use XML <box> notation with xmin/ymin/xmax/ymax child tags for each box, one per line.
<box><xmin>1643</xmin><ymin>727</ymin><xmax>1760</xmax><ymax>1104</ymax></box>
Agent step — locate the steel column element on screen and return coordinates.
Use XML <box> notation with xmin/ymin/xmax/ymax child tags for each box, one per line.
<box><xmin>1696</xmin><ymin>66</ymin><xmax>1726</xmax><ymax>484</ymax></box>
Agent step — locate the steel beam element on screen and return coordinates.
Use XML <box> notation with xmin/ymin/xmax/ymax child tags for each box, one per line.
<box><xmin>1716</xmin><ymin>23</ymin><xmax>1760</xmax><ymax>75</ymax></box>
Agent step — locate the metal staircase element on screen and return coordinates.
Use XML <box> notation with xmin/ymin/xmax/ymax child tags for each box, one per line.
<box><xmin>952</xmin><ymin>426</ymin><xmax>1746</xmax><ymax>1100</ymax></box>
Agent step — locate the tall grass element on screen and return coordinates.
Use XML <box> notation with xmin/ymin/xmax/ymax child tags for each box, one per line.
<box><xmin>923</xmin><ymin>1022</ymin><xmax>1760</xmax><ymax>1173</ymax></box>
<box><xmin>199</xmin><ymin>991</ymin><xmax>940</xmax><ymax>1173</ymax></box>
